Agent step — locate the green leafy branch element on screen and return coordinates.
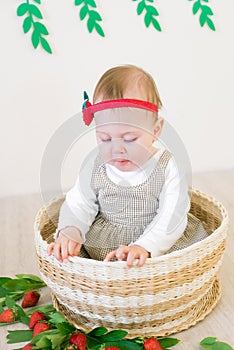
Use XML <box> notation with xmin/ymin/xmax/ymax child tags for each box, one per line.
<box><xmin>74</xmin><ymin>0</ymin><xmax>105</xmax><ymax>37</ymax></box>
<box><xmin>189</xmin><ymin>0</ymin><xmax>216</xmax><ymax>31</ymax></box>
<box><xmin>16</xmin><ymin>0</ymin><xmax>52</xmax><ymax>54</ymax></box>
<box><xmin>133</xmin><ymin>0</ymin><xmax>161</xmax><ymax>31</ymax></box>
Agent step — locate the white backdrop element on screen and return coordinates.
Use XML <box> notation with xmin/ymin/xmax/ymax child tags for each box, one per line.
<box><xmin>0</xmin><ymin>0</ymin><xmax>233</xmax><ymax>197</ymax></box>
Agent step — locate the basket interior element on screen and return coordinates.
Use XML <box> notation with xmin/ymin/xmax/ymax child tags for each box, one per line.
<box><xmin>38</xmin><ymin>190</ymin><xmax>223</xmax><ymax>244</ymax></box>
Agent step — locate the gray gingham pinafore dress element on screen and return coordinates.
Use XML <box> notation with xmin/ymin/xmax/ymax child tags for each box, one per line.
<box><xmin>79</xmin><ymin>149</ymin><xmax>208</xmax><ymax>260</ymax></box>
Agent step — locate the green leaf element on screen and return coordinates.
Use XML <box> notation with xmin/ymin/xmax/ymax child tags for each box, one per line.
<box><xmin>146</xmin><ymin>5</ymin><xmax>159</xmax><ymax>16</ymax></box>
<box><xmin>100</xmin><ymin>330</ymin><xmax>128</xmax><ymax>342</ymax></box>
<box><xmin>201</xmin><ymin>5</ymin><xmax>213</xmax><ymax>16</ymax></box>
<box><xmin>20</xmin><ymin>315</ymin><xmax>30</xmax><ymax>326</ymax></box>
<box><xmin>5</xmin><ymin>295</ymin><xmax>16</xmax><ymax>308</ymax></box>
<box><xmin>25</xmin><ymin>304</ymin><xmax>56</xmax><ymax>316</ymax></box>
<box><xmin>199</xmin><ymin>12</ymin><xmax>207</xmax><ymax>27</ymax></box>
<box><xmin>95</xmin><ymin>22</ymin><xmax>105</xmax><ymax>37</ymax></box>
<box><xmin>7</xmin><ymin>330</ymin><xmax>33</xmax><ymax>344</ymax></box>
<box><xmin>33</xmin><ymin>0</ymin><xmax>41</xmax><ymax>3</ymax></box>
<box><xmin>48</xmin><ymin>312</ymin><xmax>67</xmax><ymax>324</ymax></box>
<box><xmin>34</xmin><ymin>336</ymin><xmax>52</xmax><ymax>348</ymax></box>
<box><xmin>206</xmin><ymin>16</ymin><xmax>216</xmax><ymax>31</ymax></box>
<box><xmin>80</xmin><ymin>5</ymin><xmax>88</xmax><ymax>20</ymax></box>
<box><xmin>0</xmin><ymin>304</ymin><xmax>4</xmax><ymax>313</ymax></box>
<box><xmin>151</xmin><ymin>17</ymin><xmax>161</xmax><ymax>31</ymax></box>
<box><xmin>200</xmin><ymin>337</ymin><xmax>217</xmax><ymax>345</ymax></box>
<box><xmin>17</xmin><ymin>3</ymin><xmax>28</xmax><ymax>16</ymax></box>
<box><xmin>193</xmin><ymin>1</ymin><xmax>201</xmax><ymax>15</ymax></box>
<box><xmin>28</xmin><ymin>4</ymin><xmax>43</xmax><ymax>19</ymax></box>
<box><xmin>104</xmin><ymin>340</ymin><xmax>142</xmax><ymax>350</ymax></box>
<box><xmin>89</xmin><ymin>10</ymin><xmax>102</xmax><ymax>21</ymax></box>
<box><xmin>75</xmin><ymin>0</ymin><xmax>84</xmax><ymax>5</ymax></box>
<box><xmin>40</xmin><ymin>35</ymin><xmax>53</xmax><ymax>53</ymax></box>
<box><xmin>158</xmin><ymin>337</ymin><xmax>180</xmax><ymax>348</ymax></box>
<box><xmin>32</xmin><ymin>30</ymin><xmax>40</xmax><ymax>48</ymax></box>
<box><xmin>144</xmin><ymin>13</ymin><xmax>151</xmax><ymax>27</ymax></box>
<box><xmin>2</xmin><ymin>278</ymin><xmax>43</xmax><ymax>291</ymax></box>
<box><xmin>34</xmin><ymin>22</ymin><xmax>49</xmax><ymax>35</ymax></box>
<box><xmin>137</xmin><ymin>1</ymin><xmax>145</xmax><ymax>15</ymax></box>
<box><xmin>213</xmin><ymin>342</ymin><xmax>234</xmax><ymax>350</ymax></box>
<box><xmin>57</xmin><ymin>322</ymin><xmax>76</xmax><ymax>334</ymax></box>
<box><xmin>87</xmin><ymin>17</ymin><xmax>95</xmax><ymax>32</ymax></box>
<box><xmin>88</xmin><ymin>327</ymin><xmax>108</xmax><ymax>337</ymax></box>
<box><xmin>86</xmin><ymin>0</ymin><xmax>97</xmax><ymax>7</ymax></box>
<box><xmin>15</xmin><ymin>275</ymin><xmax>45</xmax><ymax>284</ymax></box>
<box><xmin>0</xmin><ymin>278</ymin><xmax>12</xmax><ymax>286</ymax></box>
<box><xmin>23</xmin><ymin>16</ymin><xmax>32</xmax><ymax>33</ymax></box>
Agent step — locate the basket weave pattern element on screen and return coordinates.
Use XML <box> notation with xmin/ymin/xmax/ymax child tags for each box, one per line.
<box><xmin>34</xmin><ymin>188</ymin><xmax>229</xmax><ymax>337</ymax></box>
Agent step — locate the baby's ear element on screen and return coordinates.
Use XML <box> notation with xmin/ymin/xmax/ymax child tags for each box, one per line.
<box><xmin>153</xmin><ymin>118</ymin><xmax>164</xmax><ymax>137</ymax></box>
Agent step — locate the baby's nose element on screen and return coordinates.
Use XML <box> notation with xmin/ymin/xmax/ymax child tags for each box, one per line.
<box><xmin>112</xmin><ymin>138</ymin><xmax>126</xmax><ymax>154</ymax></box>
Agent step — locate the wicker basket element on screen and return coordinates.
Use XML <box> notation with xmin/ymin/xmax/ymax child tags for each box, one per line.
<box><xmin>34</xmin><ymin>188</ymin><xmax>229</xmax><ymax>337</ymax></box>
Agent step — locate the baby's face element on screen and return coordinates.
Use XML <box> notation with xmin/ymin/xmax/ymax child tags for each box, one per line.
<box><xmin>95</xmin><ymin>108</ymin><xmax>163</xmax><ymax>172</ymax></box>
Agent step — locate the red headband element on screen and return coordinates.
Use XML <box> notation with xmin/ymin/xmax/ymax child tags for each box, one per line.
<box><xmin>82</xmin><ymin>97</ymin><xmax>159</xmax><ymax>126</ymax></box>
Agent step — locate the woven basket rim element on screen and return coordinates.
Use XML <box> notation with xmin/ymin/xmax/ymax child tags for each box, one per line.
<box><xmin>34</xmin><ymin>186</ymin><xmax>229</xmax><ymax>268</ymax></box>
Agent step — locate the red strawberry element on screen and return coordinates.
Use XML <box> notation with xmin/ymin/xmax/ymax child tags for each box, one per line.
<box><xmin>105</xmin><ymin>347</ymin><xmax>121</xmax><ymax>350</ymax></box>
<box><xmin>29</xmin><ymin>311</ymin><xmax>46</xmax><ymax>329</ymax></box>
<box><xmin>0</xmin><ymin>308</ymin><xmax>15</xmax><ymax>323</ymax></box>
<box><xmin>22</xmin><ymin>344</ymin><xmax>34</xmax><ymax>350</ymax></box>
<box><xmin>22</xmin><ymin>290</ymin><xmax>40</xmax><ymax>308</ymax></box>
<box><xmin>33</xmin><ymin>322</ymin><xmax>50</xmax><ymax>337</ymax></box>
<box><xmin>144</xmin><ymin>337</ymin><xmax>163</xmax><ymax>350</ymax></box>
<box><xmin>70</xmin><ymin>333</ymin><xmax>87</xmax><ymax>350</ymax></box>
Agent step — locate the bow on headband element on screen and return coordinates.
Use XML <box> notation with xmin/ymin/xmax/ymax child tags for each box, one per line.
<box><xmin>82</xmin><ymin>91</ymin><xmax>158</xmax><ymax>126</ymax></box>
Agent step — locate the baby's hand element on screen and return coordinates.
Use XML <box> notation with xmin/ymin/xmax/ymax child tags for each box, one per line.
<box><xmin>47</xmin><ymin>229</ymin><xmax>82</xmax><ymax>263</ymax></box>
<box><xmin>104</xmin><ymin>245</ymin><xmax>150</xmax><ymax>268</ymax></box>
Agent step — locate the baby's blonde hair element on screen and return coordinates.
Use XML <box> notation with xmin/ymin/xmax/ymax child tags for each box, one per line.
<box><xmin>93</xmin><ymin>64</ymin><xmax>162</xmax><ymax>109</ymax></box>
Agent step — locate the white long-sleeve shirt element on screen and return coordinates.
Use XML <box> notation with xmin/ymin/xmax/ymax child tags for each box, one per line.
<box><xmin>56</xmin><ymin>146</ymin><xmax>191</xmax><ymax>257</ymax></box>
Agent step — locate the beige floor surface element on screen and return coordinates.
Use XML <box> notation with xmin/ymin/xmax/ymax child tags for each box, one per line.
<box><xmin>0</xmin><ymin>170</ymin><xmax>233</xmax><ymax>349</ymax></box>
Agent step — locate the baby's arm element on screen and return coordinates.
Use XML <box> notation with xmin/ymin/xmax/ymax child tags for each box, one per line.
<box><xmin>48</xmin><ymin>151</ymin><xmax>99</xmax><ymax>262</ymax></box>
<box><xmin>47</xmin><ymin>226</ymin><xmax>83</xmax><ymax>262</ymax></box>
<box><xmin>132</xmin><ymin>157</ymin><xmax>190</xmax><ymax>257</ymax></box>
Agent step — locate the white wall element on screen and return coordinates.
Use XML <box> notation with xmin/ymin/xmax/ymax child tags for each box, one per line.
<box><xmin>1</xmin><ymin>0</ymin><xmax>234</xmax><ymax>198</ymax></box>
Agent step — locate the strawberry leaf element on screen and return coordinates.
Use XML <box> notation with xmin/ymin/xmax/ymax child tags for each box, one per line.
<box><xmin>104</xmin><ymin>340</ymin><xmax>142</xmax><ymax>350</ymax></box>
<box><xmin>56</xmin><ymin>321</ymin><xmax>76</xmax><ymax>334</ymax></box>
<box><xmin>158</xmin><ymin>337</ymin><xmax>180</xmax><ymax>348</ymax></box>
<box><xmin>100</xmin><ymin>330</ymin><xmax>128</xmax><ymax>342</ymax></box>
<box><xmin>15</xmin><ymin>275</ymin><xmax>45</xmax><ymax>284</ymax></box>
<box><xmin>88</xmin><ymin>326</ymin><xmax>108</xmax><ymax>336</ymax></box>
<box><xmin>25</xmin><ymin>304</ymin><xmax>56</xmax><ymax>316</ymax></box>
<box><xmin>7</xmin><ymin>330</ymin><xmax>33</xmax><ymax>344</ymax></box>
<box><xmin>5</xmin><ymin>295</ymin><xmax>16</xmax><ymax>308</ymax></box>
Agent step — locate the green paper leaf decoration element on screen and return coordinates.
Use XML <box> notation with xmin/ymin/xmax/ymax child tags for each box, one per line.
<box><xmin>34</xmin><ymin>21</ymin><xmax>49</xmax><ymax>35</ymax></box>
<box><xmin>95</xmin><ymin>22</ymin><xmax>105</xmax><ymax>37</ymax></box>
<box><xmin>189</xmin><ymin>0</ymin><xmax>216</xmax><ymax>31</ymax></box>
<box><xmin>17</xmin><ymin>3</ymin><xmax>28</xmax><ymax>16</ymax></box>
<box><xmin>31</xmin><ymin>30</ymin><xmax>40</xmax><ymax>48</ymax></box>
<box><xmin>80</xmin><ymin>5</ymin><xmax>89</xmax><ymax>20</ymax></box>
<box><xmin>206</xmin><ymin>16</ymin><xmax>216</xmax><ymax>30</ymax></box>
<box><xmin>28</xmin><ymin>4</ymin><xmax>43</xmax><ymax>18</ymax></box>
<box><xmin>23</xmin><ymin>16</ymin><xmax>32</xmax><ymax>33</ymax></box>
<box><xmin>137</xmin><ymin>1</ymin><xmax>145</xmax><ymax>15</ymax></box>
<box><xmin>193</xmin><ymin>1</ymin><xmax>200</xmax><ymax>15</ymax></box>
<box><xmin>75</xmin><ymin>0</ymin><xmax>105</xmax><ymax>37</ymax></box>
<box><xmin>133</xmin><ymin>0</ymin><xmax>161</xmax><ymax>32</ymax></box>
<box><xmin>87</xmin><ymin>0</ymin><xmax>97</xmax><ymax>7</ymax></box>
<box><xmin>17</xmin><ymin>1</ymin><xmax>52</xmax><ymax>54</ymax></box>
<box><xmin>40</xmin><ymin>36</ymin><xmax>53</xmax><ymax>53</ymax></box>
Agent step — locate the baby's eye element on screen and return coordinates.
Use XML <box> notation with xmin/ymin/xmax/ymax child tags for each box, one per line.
<box><xmin>101</xmin><ymin>138</ymin><xmax>111</xmax><ymax>142</ymax></box>
<box><xmin>124</xmin><ymin>138</ymin><xmax>137</xmax><ymax>143</ymax></box>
